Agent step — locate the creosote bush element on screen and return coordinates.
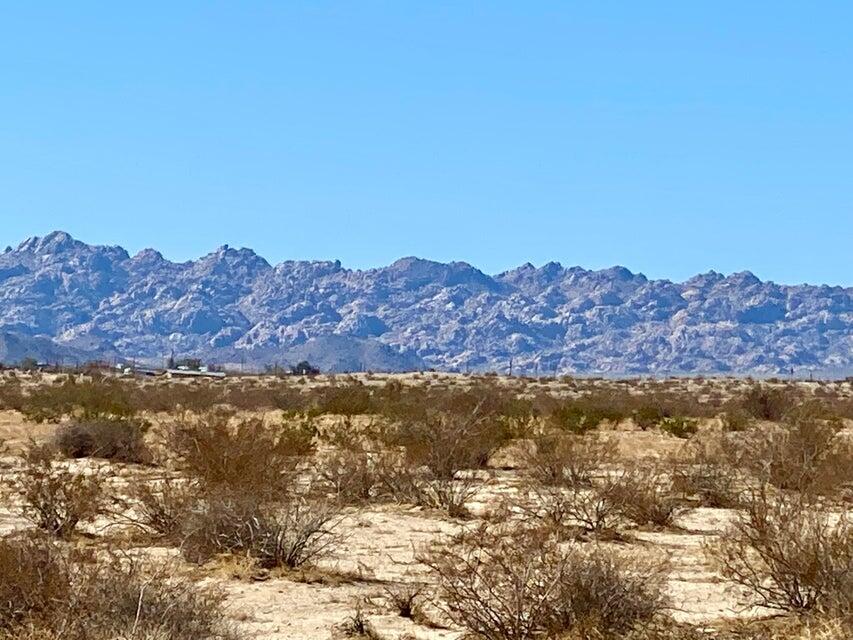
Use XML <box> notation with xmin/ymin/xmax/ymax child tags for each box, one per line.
<box><xmin>17</xmin><ymin>377</ymin><xmax>138</xmax><ymax>424</ymax></box>
<box><xmin>734</xmin><ymin>385</ymin><xmax>798</xmax><ymax>422</ymax></box>
<box><xmin>672</xmin><ymin>438</ymin><xmax>742</xmax><ymax>508</ymax></box>
<box><xmin>521</xmin><ymin>433</ymin><xmax>615</xmax><ymax>489</ymax></box>
<box><xmin>658</xmin><ymin>416</ymin><xmax>698</xmax><ymax>439</ymax></box>
<box><xmin>0</xmin><ymin>534</ymin><xmax>71</xmax><ymax>632</ymax></box>
<box><xmin>378</xmin><ymin>407</ymin><xmax>507</xmax><ymax>517</ymax></box>
<box><xmin>420</xmin><ymin>524</ymin><xmax>668</xmax><ymax>640</ymax></box>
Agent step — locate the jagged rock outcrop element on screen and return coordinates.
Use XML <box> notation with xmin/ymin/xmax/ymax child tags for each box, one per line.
<box><xmin>0</xmin><ymin>231</ymin><xmax>850</xmax><ymax>374</ymax></box>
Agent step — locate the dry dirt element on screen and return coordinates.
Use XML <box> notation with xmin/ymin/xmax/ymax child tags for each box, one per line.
<box><xmin>0</xmin><ymin>373</ymin><xmax>851</xmax><ymax>639</ymax></box>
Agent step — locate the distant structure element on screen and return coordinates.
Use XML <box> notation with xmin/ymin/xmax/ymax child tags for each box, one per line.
<box><xmin>291</xmin><ymin>360</ymin><xmax>320</xmax><ymax>376</ymax></box>
<box><xmin>164</xmin><ymin>355</ymin><xmax>226</xmax><ymax>379</ymax></box>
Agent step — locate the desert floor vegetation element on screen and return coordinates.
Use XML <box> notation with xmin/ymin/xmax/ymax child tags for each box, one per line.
<box><xmin>0</xmin><ymin>371</ymin><xmax>850</xmax><ymax>639</ymax></box>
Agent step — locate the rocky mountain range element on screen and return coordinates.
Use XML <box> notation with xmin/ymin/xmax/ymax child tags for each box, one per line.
<box><xmin>0</xmin><ymin>231</ymin><xmax>850</xmax><ymax>375</ymax></box>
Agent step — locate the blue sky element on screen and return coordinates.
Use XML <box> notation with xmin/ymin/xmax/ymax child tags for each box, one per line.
<box><xmin>1</xmin><ymin>2</ymin><xmax>851</xmax><ymax>285</ymax></box>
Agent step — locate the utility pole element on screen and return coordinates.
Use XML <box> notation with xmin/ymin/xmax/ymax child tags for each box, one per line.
<box><xmin>509</xmin><ymin>358</ymin><xmax>513</xmax><ymax>377</ymax></box>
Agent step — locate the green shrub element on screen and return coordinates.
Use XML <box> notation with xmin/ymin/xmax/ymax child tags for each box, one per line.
<box><xmin>659</xmin><ymin>416</ymin><xmax>698</xmax><ymax>439</ymax></box>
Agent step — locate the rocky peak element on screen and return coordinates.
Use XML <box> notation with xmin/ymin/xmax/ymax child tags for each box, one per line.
<box><xmin>0</xmin><ymin>232</ymin><xmax>849</xmax><ymax>375</ymax></box>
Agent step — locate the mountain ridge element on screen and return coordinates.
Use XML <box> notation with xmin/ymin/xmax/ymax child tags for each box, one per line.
<box><xmin>0</xmin><ymin>231</ymin><xmax>850</xmax><ymax>375</ymax></box>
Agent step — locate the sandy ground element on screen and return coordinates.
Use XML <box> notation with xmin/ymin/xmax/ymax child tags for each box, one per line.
<box><xmin>0</xmin><ymin>374</ymin><xmax>850</xmax><ymax>639</ymax></box>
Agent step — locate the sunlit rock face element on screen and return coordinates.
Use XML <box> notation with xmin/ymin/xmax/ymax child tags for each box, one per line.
<box><xmin>0</xmin><ymin>232</ymin><xmax>850</xmax><ymax>375</ymax></box>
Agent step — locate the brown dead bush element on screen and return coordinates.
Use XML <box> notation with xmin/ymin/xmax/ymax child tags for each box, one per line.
<box><xmin>516</xmin><ymin>435</ymin><xmax>623</xmax><ymax>534</ymax></box>
<box><xmin>521</xmin><ymin>434</ymin><xmax>615</xmax><ymax>489</ymax></box>
<box><xmin>54</xmin><ymin>418</ymin><xmax>151</xmax><ymax>463</ymax></box>
<box><xmin>0</xmin><ymin>534</ymin><xmax>71</xmax><ymax>632</ymax></box>
<box><xmin>672</xmin><ymin>438</ymin><xmax>743</xmax><ymax>508</ymax></box>
<box><xmin>0</xmin><ymin>536</ymin><xmax>236</xmax><ymax>640</ymax></box>
<box><xmin>10</xmin><ymin>445</ymin><xmax>106</xmax><ymax>538</ymax></box>
<box><xmin>124</xmin><ymin>476</ymin><xmax>200</xmax><ymax>539</ymax></box>
<box><xmin>421</xmin><ymin>524</ymin><xmax>668</xmax><ymax>640</ymax></box>
<box><xmin>314</xmin><ymin>448</ymin><xmax>383</xmax><ymax>505</ymax></box>
<box><xmin>711</xmin><ymin>490</ymin><xmax>853</xmax><ymax>615</ymax></box>
<box><xmin>610</xmin><ymin>466</ymin><xmax>681</xmax><ymax>528</ymax></box>
<box><xmin>733</xmin><ymin>410</ymin><xmax>852</xmax><ymax>496</ymax></box>
<box><xmin>382</xmin><ymin>581</ymin><xmax>428</xmax><ymax>620</ymax></box>
<box><xmin>733</xmin><ymin>385</ymin><xmax>799</xmax><ymax>422</ymax></box>
<box><xmin>181</xmin><ymin>494</ymin><xmax>342</xmax><ymax>569</ymax></box>
<box><xmin>380</xmin><ymin>410</ymin><xmax>504</xmax><ymax>517</ymax></box>
<box><xmin>165</xmin><ymin>411</ymin><xmax>316</xmax><ymax>499</ymax></box>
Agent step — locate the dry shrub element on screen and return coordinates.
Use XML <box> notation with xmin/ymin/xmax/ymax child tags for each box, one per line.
<box><xmin>314</xmin><ymin>448</ymin><xmax>383</xmax><ymax>505</ymax></box>
<box><xmin>516</xmin><ymin>435</ymin><xmax>622</xmax><ymax>534</ymax></box>
<box><xmin>165</xmin><ymin>411</ymin><xmax>316</xmax><ymax>498</ymax></box>
<box><xmin>0</xmin><ymin>534</ymin><xmax>71</xmax><ymax>632</ymax></box>
<box><xmin>19</xmin><ymin>377</ymin><xmax>137</xmax><ymax>423</ymax></box>
<box><xmin>69</xmin><ymin>557</ymin><xmax>237</xmax><ymax>640</ymax></box>
<box><xmin>420</xmin><ymin>524</ymin><xmax>668</xmax><ymax>640</ymax></box>
<box><xmin>374</xmin><ymin>446</ymin><xmax>481</xmax><ymax>518</ymax></box>
<box><xmin>0</xmin><ymin>536</ymin><xmax>235</xmax><ymax>640</ymax></box>
<box><xmin>548</xmin><ymin>401</ymin><xmax>620</xmax><ymax>435</ymax></box>
<box><xmin>521</xmin><ymin>434</ymin><xmax>615</xmax><ymax>489</ymax></box>
<box><xmin>733</xmin><ymin>409</ymin><xmax>852</xmax><ymax>496</ymax></box>
<box><xmin>312</xmin><ymin>382</ymin><xmax>375</xmax><ymax>416</ymax></box>
<box><xmin>383</xmin><ymin>581</ymin><xmax>428</xmax><ymax>620</ymax></box>
<box><xmin>711</xmin><ymin>490</ymin><xmax>853</xmax><ymax>615</ymax></box>
<box><xmin>10</xmin><ymin>445</ymin><xmax>106</xmax><ymax>538</ymax></box>
<box><xmin>54</xmin><ymin>418</ymin><xmax>150</xmax><ymax>463</ymax></box>
<box><xmin>633</xmin><ymin>404</ymin><xmax>666</xmax><ymax>431</ymax></box>
<box><xmin>672</xmin><ymin>438</ymin><xmax>742</xmax><ymax>508</ymax></box>
<box><xmin>312</xmin><ymin>417</ymin><xmax>395</xmax><ymax>504</ymax></box>
<box><xmin>712</xmin><ymin>615</ymin><xmax>853</xmax><ymax>640</ymax></box>
<box><xmin>336</xmin><ymin>602</ymin><xmax>381</xmax><ymax>639</ymax></box>
<box><xmin>520</xmin><ymin>476</ymin><xmax>623</xmax><ymax>535</ymax></box>
<box><xmin>610</xmin><ymin>466</ymin><xmax>681</xmax><ymax>528</ymax></box>
<box><xmin>734</xmin><ymin>385</ymin><xmax>798</xmax><ymax>421</ymax></box>
<box><xmin>125</xmin><ymin>476</ymin><xmax>200</xmax><ymax>539</ymax></box>
<box><xmin>181</xmin><ymin>494</ymin><xmax>342</xmax><ymax>569</ymax></box>
<box><xmin>380</xmin><ymin>410</ymin><xmax>505</xmax><ymax>517</ymax></box>
<box><xmin>720</xmin><ymin>407</ymin><xmax>753</xmax><ymax>432</ymax></box>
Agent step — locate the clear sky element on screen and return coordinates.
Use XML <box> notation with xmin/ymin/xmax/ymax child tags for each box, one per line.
<box><xmin>1</xmin><ymin>2</ymin><xmax>851</xmax><ymax>285</ymax></box>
